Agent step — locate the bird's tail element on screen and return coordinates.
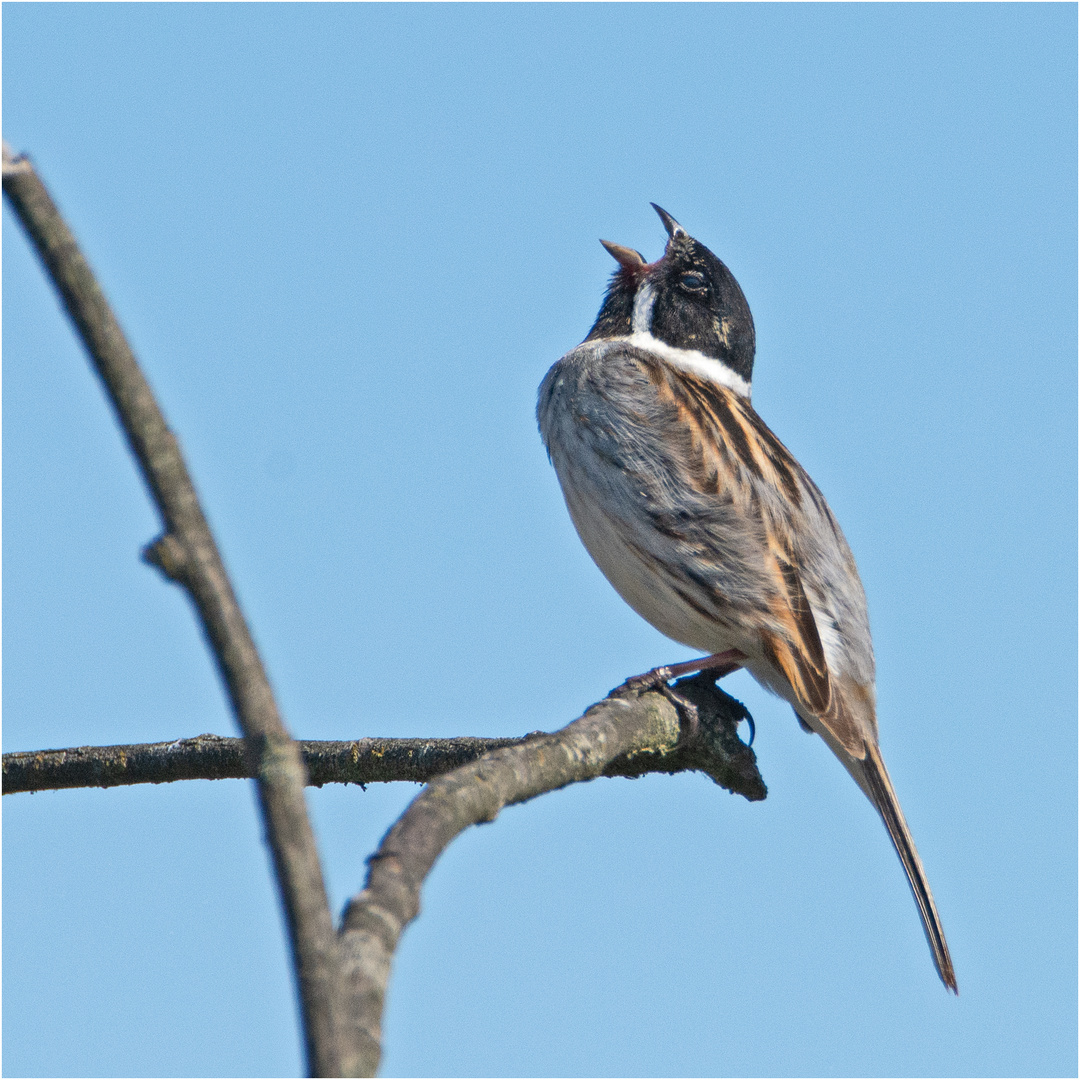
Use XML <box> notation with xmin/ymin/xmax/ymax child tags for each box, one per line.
<box><xmin>857</xmin><ymin>741</ymin><xmax>958</xmax><ymax>993</ymax></box>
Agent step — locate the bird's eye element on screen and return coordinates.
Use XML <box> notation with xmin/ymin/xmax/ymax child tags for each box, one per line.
<box><xmin>679</xmin><ymin>272</ymin><xmax>707</xmax><ymax>291</ymax></box>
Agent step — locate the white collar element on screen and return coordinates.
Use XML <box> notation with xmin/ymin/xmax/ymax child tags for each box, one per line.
<box><xmin>624</xmin><ymin>280</ymin><xmax>752</xmax><ymax>399</ymax></box>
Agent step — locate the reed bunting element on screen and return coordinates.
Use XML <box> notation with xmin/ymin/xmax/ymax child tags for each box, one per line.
<box><xmin>537</xmin><ymin>205</ymin><xmax>956</xmax><ymax>992</ymax></box>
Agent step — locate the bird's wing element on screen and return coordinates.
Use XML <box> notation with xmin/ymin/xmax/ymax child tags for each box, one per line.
<box><xmin>730</xmin><ymin>395</ymin><xmax>875</xmax><ymax>755</ymax></box>
<box><xmin>620</xmin><ymin>357</ymin><xmax>868</xmax><ymax>755</ymax></box>
<box><xmin>643</xmin><ymin>365</ymin><xmax>838</xmax><ymax>717</ymax></box>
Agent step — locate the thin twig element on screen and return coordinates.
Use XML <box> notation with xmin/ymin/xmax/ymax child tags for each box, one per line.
<box><xmin>337</xmin><ymin>673</ymin><xmax>764</xmax><ymax>1076</ymax></box>
<box><xmin>3</xmin><ymin>143</ymin><xmax>347</xmax><ymax>1076</ymax></box>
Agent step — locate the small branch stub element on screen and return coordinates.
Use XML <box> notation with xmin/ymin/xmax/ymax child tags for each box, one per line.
<box><xmin>2</xmin><ymin>141</ymin><xmax>32</xmax><ymax>178</ymax></box>
<box><xmin>142</xmin><ymin>532</ymin><xmax>190</xmax><ymax>585</ymax></box>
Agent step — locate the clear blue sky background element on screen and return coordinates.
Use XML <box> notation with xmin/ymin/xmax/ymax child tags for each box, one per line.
<box><xmin>3</xmin><ymin>5</ymin><xmax>1075</xmax><ymax>1077</ymax></box>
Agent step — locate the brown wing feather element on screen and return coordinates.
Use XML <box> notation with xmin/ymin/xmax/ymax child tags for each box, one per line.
<box><xmin>764</xmin><ymin>537</ymin><xmax>870</xmax><ymax>757</ymax></box>
<box><xmin>760</xmin><ymin>550</ymin><xmax>832</xmax><ymax>716</ymax></box>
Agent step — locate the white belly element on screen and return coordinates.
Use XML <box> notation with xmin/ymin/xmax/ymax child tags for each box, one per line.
<box><xmin>561</xmin><ymin>481</ymin><xmax>741</xmax><ymax>657</ymax></box>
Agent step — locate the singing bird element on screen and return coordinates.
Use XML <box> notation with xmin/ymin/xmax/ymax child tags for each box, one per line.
<box><xmin>537</xmin><ymin>205</ymin><xmax>956</xmax><ymax>991</ymax></box>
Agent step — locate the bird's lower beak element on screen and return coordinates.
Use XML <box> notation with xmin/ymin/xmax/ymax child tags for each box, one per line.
<box><xmin>600</xmin><ymin>240</ymin><xmax>646</xmax><ymax>271</ymax></box>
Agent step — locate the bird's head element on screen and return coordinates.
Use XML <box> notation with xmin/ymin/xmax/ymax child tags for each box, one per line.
<box><xmin>585</xmin><ymin>204</ymin><xmax>756</xmax><ymax>392</ymax></box>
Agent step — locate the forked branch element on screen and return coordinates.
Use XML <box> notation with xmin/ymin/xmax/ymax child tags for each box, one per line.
<box><xmin>4</xmin><ymin>144</ymin><xmax>766</xmax><ymax>1078</ymax></box>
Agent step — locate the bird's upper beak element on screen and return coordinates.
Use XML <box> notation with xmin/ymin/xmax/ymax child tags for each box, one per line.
<box><xmin>651</xmin><ymin>203</ymin><xmax>688</xmax><ymax>243</ymax></box>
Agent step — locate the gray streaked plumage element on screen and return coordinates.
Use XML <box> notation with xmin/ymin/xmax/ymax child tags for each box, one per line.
<box><xmin>537</xmin><ymin>205</ymin><xmax>956</xmax><ymax>992</ymax></box>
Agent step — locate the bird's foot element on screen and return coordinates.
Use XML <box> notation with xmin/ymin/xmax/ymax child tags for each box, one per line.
<box><xmin>615</xmin><ymin>649</ymin><xmax>747</xmax><ymax>746</ymax></box>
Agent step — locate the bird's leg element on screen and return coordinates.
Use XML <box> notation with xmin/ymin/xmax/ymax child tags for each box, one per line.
<box><xmin>617</xmin><ymin>649</ymin><xmax>747</xmax><ymax>745</ymax></box>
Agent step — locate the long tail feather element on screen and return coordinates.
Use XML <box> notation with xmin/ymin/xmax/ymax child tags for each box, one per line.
<box><xmin>859</xmin><ymin>742</ymin><xmax>958</xmax><ymax>993</ymax></box>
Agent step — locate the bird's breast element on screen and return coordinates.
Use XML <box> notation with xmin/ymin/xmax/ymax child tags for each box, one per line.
<box><xmin>538</xmin><ymin>341</ymin><xmax>754</xmax><ymax>653</ymax></box>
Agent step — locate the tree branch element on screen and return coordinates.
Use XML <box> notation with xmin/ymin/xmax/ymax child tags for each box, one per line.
<box><xmin>2</xmin><ymin>734</ymin><xmax>528</xmax><ymax>794</ymax></box>
<box><xmin>336</xmin><ymin>673</ymin><xmax>764</xmax><ymax>1076</ymax></box>
<box><xmin>2</xmin><ymin>679</ymin><xmax>765</xmax><ymax>801</ymax></box>
<box><xmin>3</xmin><ymin>144</ymin><xmax>347</xmax><ymax>1076</ymax></box>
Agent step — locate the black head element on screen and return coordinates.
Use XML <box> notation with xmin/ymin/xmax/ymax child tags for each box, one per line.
<box><xmin>584</xmin><ymin>205</ymin><xmax>756</xmax><ymax>387</ymax></box>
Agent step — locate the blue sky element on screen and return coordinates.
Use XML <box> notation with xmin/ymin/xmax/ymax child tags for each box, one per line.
<box><xmin>3</xmin><ymin>5</ymin><xmax>1075</xmax><ymax>1077</ymax></box>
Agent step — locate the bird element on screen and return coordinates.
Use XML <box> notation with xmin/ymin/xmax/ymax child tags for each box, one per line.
<box><xmin>537</xmin><ymin>204</ymin><xmax>956</xmax><ymax>992</ymax></box>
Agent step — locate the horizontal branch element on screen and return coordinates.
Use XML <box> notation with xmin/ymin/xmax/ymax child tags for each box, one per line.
<box><xmin>2</xmin><ymin>734</ymin><xmax>525</xmax><ymax>795</ymax></box>
<box><xmin>336</xmin><ymin>673</ymin><xmax>765</xmax><ymax>1075</ymax></box>
<box><xmin>2</xmin><ymin>680</ymin><xmax>764</xmax><ymax>801</ymax></box>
